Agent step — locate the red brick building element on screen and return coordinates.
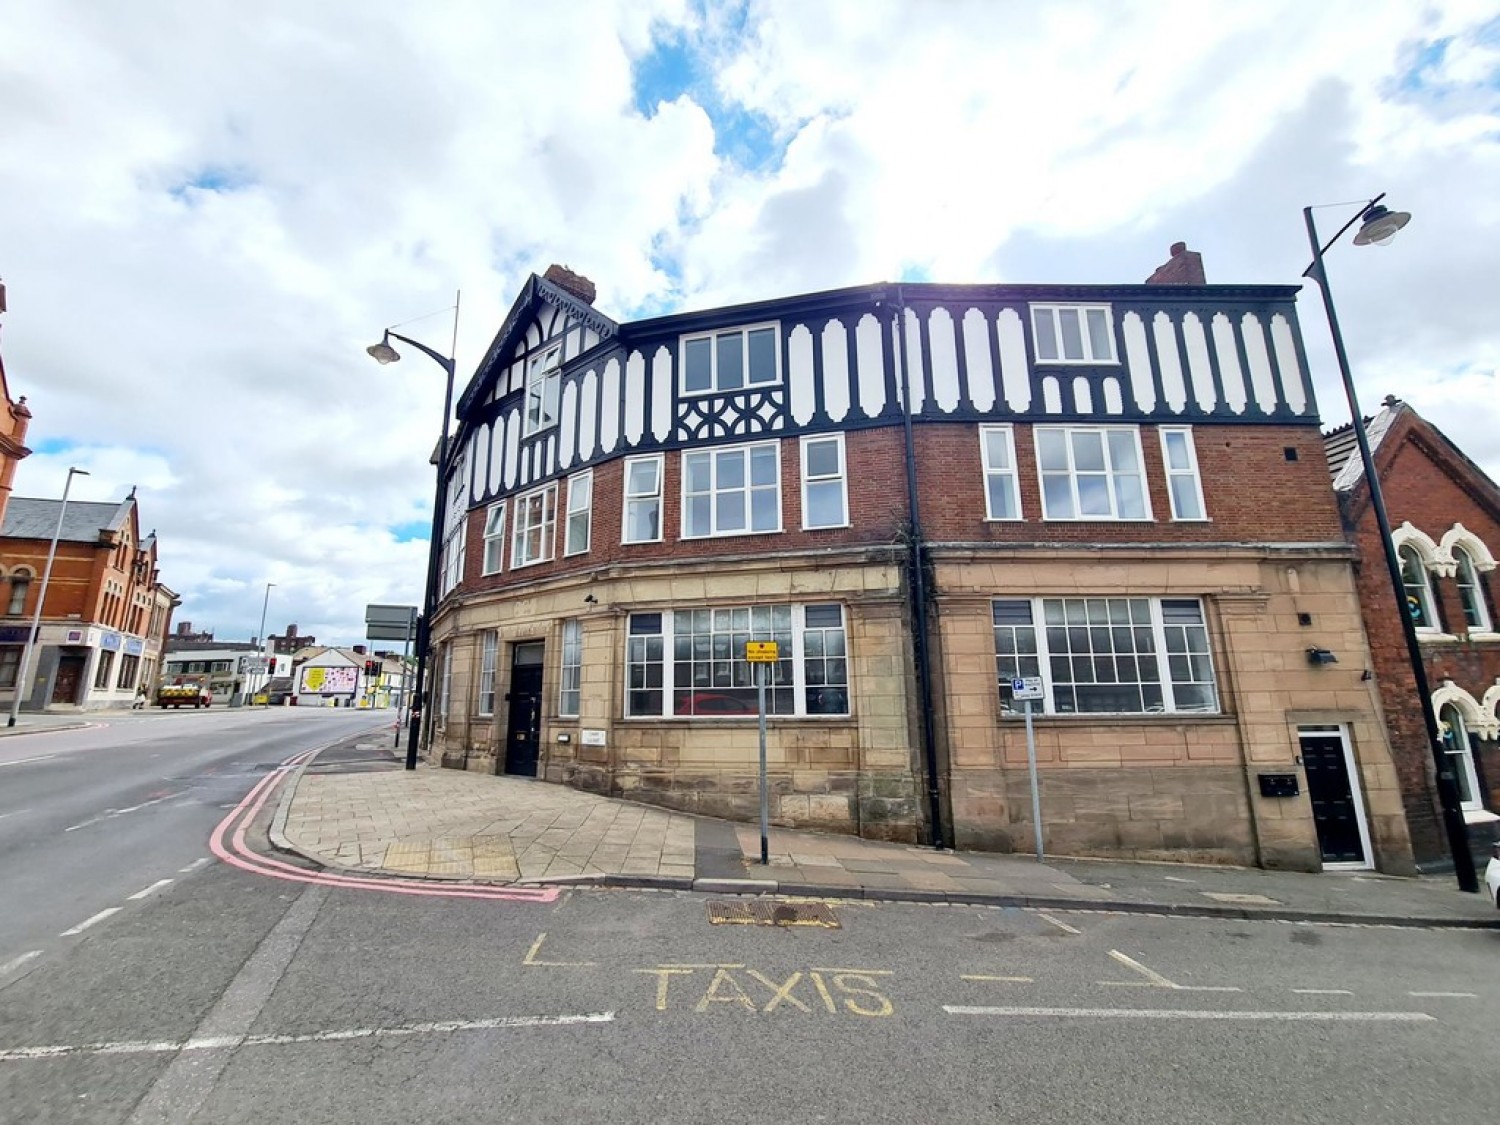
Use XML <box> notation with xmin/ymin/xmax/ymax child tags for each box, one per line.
<box><xmin>1326</xmin><ymin>398</ymin><xmax>1500</xmax><ymax>865</ymax></box>
<box><xmin>0</xmin><ymin>279</ymin><xmax>34</xmax><ymax>530</ymax></box>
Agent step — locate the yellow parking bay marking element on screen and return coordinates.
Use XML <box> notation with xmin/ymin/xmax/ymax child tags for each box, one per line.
<box><xmin>635</xmin><ymin>965</ymin><xmax>896</xmax><ymax>1016</ymax></box>
<box><xmin>962</xmin><ymin>975</ymin><xmax>1033</xmax><ymax>983</ymax></box>
<box><xmin>1100</xmin><ymin>950</ymin><xmax>1241</xmax><ymax>993</ymax></box>
<box><xmin>522</xmin><ymin>933</ymin><xmax>596</xmax><ymax>968</ymax></box>
<box><xmin>944</xmin><ymin>1006</ymin><xmax>1434</xmax><ymax>1023</ymax></box>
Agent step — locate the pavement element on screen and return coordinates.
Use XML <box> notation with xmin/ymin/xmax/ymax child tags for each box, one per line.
<box><xmin>268</xmin><ymin>730</ymin><xmax>1500</xmax><ymax>929</ymax></box>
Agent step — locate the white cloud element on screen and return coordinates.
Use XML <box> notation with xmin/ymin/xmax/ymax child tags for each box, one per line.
<box><xmin>0</xmin><ymin>0</ymin><xmax>1495</xmax><ymax>644</ymax></box>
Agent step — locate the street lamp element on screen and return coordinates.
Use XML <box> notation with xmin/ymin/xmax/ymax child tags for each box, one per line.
<box><xmin>256</xmin><ymin>582</ymin><xmax>275</xmax><ymax>706</ymax></box>
<box><xmin>367</xmin><ymin>294</ymin><xmax>460</xmax><ymax>771</ymax></box>
<box><xmin>7</xmin><ymin>467</ymin><xmax>90</xmax><ymax>728</ymax></box>
<box><xmin>1302</xmin><ymin>195</ymin><xmax>1477</xmax><ymax>893</ymax></box>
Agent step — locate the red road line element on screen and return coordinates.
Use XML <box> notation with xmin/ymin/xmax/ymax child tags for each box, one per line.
<box><xmin>209</xmin><ymin>748</ymin><xmax>558</xmax><ymax>903</ymax></box>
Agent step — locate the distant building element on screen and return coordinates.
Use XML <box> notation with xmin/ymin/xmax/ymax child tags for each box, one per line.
<box><xmin>0</xmin><ymin>278</ymin><xmax>34</xmax><ymax>530</ymax></box>
<box><xmin>269</xmin><ymin>623</ymin><xmax>315</xmax><ymax>655</ymax></box>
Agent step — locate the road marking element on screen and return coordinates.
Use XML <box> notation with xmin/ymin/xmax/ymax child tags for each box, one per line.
<box><xmin>810</xmin><ymin>967</ymin><xmax>894</xmax><ymax>975</ymax></box>
<box><xmin>127</xmin><ymin>879</ymin><xmax>174</xmax><ymax>901</ymax></box>
<box><xmin>179</xmin><ymin>858</ymin><xmax>212</xmax><ymax>874</ymax></box>
<box><xmin>0</xmin><ymin>951</ymin><xmax>42</xmax><ymax>978</ymax></box>
<box><xmin>0</xmin><ymin>755</ymin><xmax>55</xmax><ymax>768</ymax></box>
<box><xmin>943</xmin><ymin>1006</ymin><xmax>1435</xmax><ymax>1023</ymax></box>
<box><xmin>522</xmin><ymin>933</ymin><xmax>596</xmax><ymax>967</ymax></box>
<box><xmin>0</xmin><ymin>810</ymin><xmax>30</xmax><ymax>822</ymax></box>
<box><xmin>962</xmin><ymin>975</ymin><xmax>1033</xmax><ymax>982</ymax></box>
<box><xmin>59</xmin><ymin>908</ymin><xmax>121</xmax><ymax>936</ymax></box>
<box><xmin>1162</xmin><ymin>875</ymin><xmax>1194</xmax><ymax>883</ymax></box>
<box><xmin>1408</xmin><ymin>991</ymin><xmax>1476</xmax><ymax>999</ymax></box>
<box><xmin>1293</xmin><ymin>989</ymin><xmax>1354</xmax><ymax>996</ymax></box>
<box><xmin>0</xmin><ymin>1013</ymin><xmax>615</xmax><ymax>1062</ymax></box>
<box><xmin>656</xmin><ymin>963</ymin><xmax>746</xmax><ymax>970</ymax></box>
<box><xmin>1102</xmin><ymin>950</ymin><xmax>1242</xmax><ymax>993</ymax></box>
<box><xmin>1035</xmin><ymin>912</ymin><xmax>1081</xmax><ymax>935</ymax></box>
<box><xmin>64</xmin><ymin>792</ymin><xmax>182</xmax><ymax>832</ymax></box>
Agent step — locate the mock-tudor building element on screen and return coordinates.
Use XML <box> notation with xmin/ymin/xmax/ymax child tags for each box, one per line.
<box><xmin>421</xmin><ymin>255</ymin><xmax>1416</xmax><ymax>873</ymax></box>
<box><xmin>1325</xmin><ymin>398</ymin><xmax>1500</xmax><ymax>866</ymax></box>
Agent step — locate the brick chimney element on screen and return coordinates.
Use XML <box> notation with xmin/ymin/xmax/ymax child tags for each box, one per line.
<box><xmin>543</xmin><ymin>264</ymin><xmax>597</xmax><ymax>305</ymax></box>
<box><xmin>1145</xmin><ymin>242</ymin><xmax>1206</xmax><ymax>286</ymax></box>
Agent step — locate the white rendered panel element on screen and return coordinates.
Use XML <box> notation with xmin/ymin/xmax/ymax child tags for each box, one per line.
<box><xmin>509</xmin><ymin>359</ymin><xmax>524</xmax><ymax>397</ymax></box>
<box><xmin>1102</xmin><ymin>377</ymin><xmax>1124</xmax><ymax>414</ymax></box>
<box><xmin>996</xmin><ymin>307</ymin><xmax>1031</xmax><ymax>412</ymax></box>
<box><xmin>503</xmin><ymin>406</ymin><xmax>520</xmax><ymax>490</ymax></box>
<box><xmin>821</xmin><ymin>319</ymin><xmax>850</xmax><ymax>423</ymax></box>
<box><xmin>1271</xmin><ymin>315</ymin><xmax>1306</xmax><ymax>414</ymax></box>
<box><xmin>788</xmin><ymin>324</ymin><xmax>816</xmax><ymax>426</ymax></box>
<box><xmin>963</xmin><ymin>308</ymin><xmax>996</xmax><ymax>413</ymax></box>
<box><xmin>489</xmin><ymin>416</ymin><xmax>506</xmax><ymax>493</ymax></box>
<box><xmin>1182</xmin><ymin>313</ymin><xmax>1216</xmax><ymax>412</ymax></box>
<box><xmin>856</xmin><ymin>313</ymin><xmax>886</xmax><ymax>418</ymax></box>
<box><xmin>578</xmin><ymin>369</ymin><xmax>599</xmax><ymax>462</ymax></box>
<box><xmin>582</xmin><ymin>327</ymin><xmax>599</xmax><ymax>353</ymax></box>
<box><xmin>624</xmin><ymin>350</ymin><xmax>646</xmax><ymax>446</ymax></box>
<box><xmin>901</xmin><ymin>308</ymin><xmax>922</xmax><ymax>411</ymax></box>
<box><xmin>1154</xmin><ymin>312</ymin><xmax>1188</xmax><ymax>413</ymax></box>
<box><xmin>927</xmin><ymin>307</ymin><xmax>960</xmax><ymax>413</ymax></box>
<box><xmin>599</xmin><ymin>358</ymin><xmax>622</xmax><ymax>454</ymax></box>
<box><xmin>525</xmin><ymin>320</ymin><xmax>541</xmax><ymax>350</ymax></box>
<box><xmin>1073</xmin><ymin>376</ymin><xmax>1093</xmax><ymax>414</ymax></box>
<box><xmin>1213</xmin><ymin>314</ymin><xmax>1248</xmax><ymax>414</ymax></box>
<box><xmin>472</xmin><ymin>424</ymin><xmax>491</xmax><ymax>501</ymax></box>
<box><xmin>559</xmin><ymin>380</ymin><xmax>578</xmax><ymax>469</ymax></box>
<box><xmin>543</xmin><ymin>435</ymin><xmax>555</xmax><ymax>479</ymax></box>
<box><xmin>651</xmin><ymin>346</ymin><xmax>673</xmax><ymax>441</ymax></box>
<box><xmin>1122</xmin><ymin>312</ymin><xmax>1155</xmax><ymax>412</ymax></box>
<box><xmin>1242</xmin><ymin>313</ymin><xmax>1276</xmax><ymax>413</ymax></box>
<box><xmin>1042</xmin><ymin>376</ymin><xmax>1062</xmax><ymax>413</ymax></box>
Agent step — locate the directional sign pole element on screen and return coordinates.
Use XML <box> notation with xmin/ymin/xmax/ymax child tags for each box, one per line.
<box><xmin>1024</xmin><ymin>699</ymin><xmax>1044</xmax><ymax>862</ymax></box>
<box><xmin>757</xmin><ymin>661</ymin><xmax>770</xmax><ymax>866</ymax></box>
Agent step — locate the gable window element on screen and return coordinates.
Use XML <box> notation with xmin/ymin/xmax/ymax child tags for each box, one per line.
<box><xmin>1160</xmin><ymin>427</ymin><xmax>1207</xmax><ymax>521</ymax></box>
<box><xmin>564</xmin><ymin>471</ymin><xmax>592</xmax><ymax>557</ymax></box>
<box><xmin>482</xmin><ymin>501</ymin><xmax>507</xmax><ymax>575</ymax></box>
<box><xmin>623</xmin><ymin>455</ymin><xmax>663</xmax><ymax>544</ymax></box>
<box><xmin>1440</xmin><ymin>704</ymin><xmax>1484</xmax><ymax>811</ymax></box>
<box><xmin>511</xmin><ymin>484</ymin><xmax>557</xmax><ymax>568</ymax></box>
<box><xmin>980</xmin><ymin>425</ymin><xmax>1021</xmax><ymax>520</ymax></box>
<box><xmin>6</xmin><ymin>573</ymin><xmax>30</xmax><ymax>616</ymax></box>
<box><xmin>801</xmin><ymin>434</ymin><xmax>848</xmax><ymax>529</ymax></box>
<box><xmin>1399</xmin><ymin>545</ymin><xmax>1437</xmax><ymax>630</ymax></box>
<box><xmin>559</xmin><ymin>618</ymin><xmax>582</xmax><ymax>718</ymax></box>
<box><xmin>478</xmin><ymin>631</ymin><xmax>498</xmax><ymax>716</ymax></box>
<box><xmin>1036</xmin><ymin>426</ymin><xmax>1150</xmax><ymax>520</ymax></box>
<box><xmin>682</xmin><ymin>325</ymin><xmax>779</xmax><ymax>395</ymax></box>
<box><xmin>993</xmin><ymin>596</ymin><xmax>1218</xmax><ymax>715</ymax></box>
<box><xmin>683</xmin><ymin>441</ymin><xmax>781</xmax><ymax>538</ymax></box>
<box><xmin>1454</xmin><ymin>547</ymin><xmax>1492</xmax><ymax>632</ymax></box>
<box><xmin>524</xmin><ymin>343</ymin><xmax>562</xmax><ymax>435</ymax></box>
<box><xmin>1031</xmin><ymin>304</ymin><xmax>1115</xmax><ymax>364</ymax></box>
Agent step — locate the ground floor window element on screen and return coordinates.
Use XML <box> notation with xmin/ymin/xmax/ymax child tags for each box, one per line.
<box><xmin>626</xmin><ymin>604</ymin><xmax>849</xmax><ymax>718</ymax></box>
<box><xmin>439</xmin><ymin>646</ymin><xmax>453</xmax><ymax>729</ymax></box>
<box><xmin>94</xmin><ymin>650</ymin><xmax>116</xmax><ymax>690</ymax></box>
<box><xmin>478</xmin><ymin>633</ymin><xmax>497</xmax><ymax>716</ymax></box>
<box><xmin>0</xmin><ymin>645</ymin><xmax>19</xmax><ymax>689</ymax></box>
<box><xmin>559</xmin><ymin>619</ymin><xmax>582</xmax><ymax>717</ymax></box>
<box><xmin>993</xmin><ymin>596</ymin><xmax>1218</xmax><ymax>715</ymax></box>
<box><xmin>118</xmin><ymin>654</ymin><xmax>140</xmax><ymax>691</ymax></box>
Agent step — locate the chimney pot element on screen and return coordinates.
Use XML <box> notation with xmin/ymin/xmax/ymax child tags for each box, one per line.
<box><xmin>1145</xmin><ymin>241</ymin><xmax>1206</xmax><ymax>286</ymax></box>
<box><xmin>543</xmin><ymin>264</ymin><xmax>597</xmax><ymax>306</ymax></box>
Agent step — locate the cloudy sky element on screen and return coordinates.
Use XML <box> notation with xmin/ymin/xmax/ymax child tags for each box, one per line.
<box><xmin>1</xmin><ymin>0</ymin><xmax>1496</xmax><ymax>646</ymax></box>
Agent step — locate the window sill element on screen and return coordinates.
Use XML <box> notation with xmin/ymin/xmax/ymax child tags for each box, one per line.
<box><xmin>1415</xmin><ymin>631</ymin><xmax>1460</xmax><ymax>643</ymax></box>
<box><xmin>622</xmin><ymin>714</ymin><xmax>854</xmax><ymax>724</ymax></box>
<box><xmin>1462</xmin><ymin>808</ymin><xmax>1500</xmax><ymax>826</ymax></box>
<box><xmin>983</xmin><ymin>516</ymin><xmax>1027</xmax><ymax>523</ymax></box>
<box><xmin>620</xmin><ymin>537</ymin><xmax>665</xmax><ymax>546</ymax></box>
<box><xmin>1039</xmin><ymin>516</ymin><xmax>1155</xmax><ymax>524</ymax></box>
<box><xmin>680</xmin><ymin>527</ymin><xmax>785</xmax><ymax>541</ymax></box>
<box><xmin>802</xmin><ymin>522</ymin><xmax>852</xmax><ymax>532</ymax></box>
<box><xmin>1033</xmin><ymin>360</ymin><xmax>1122</xmax><ymax>368</ymax></box>
<box><xmin>679</xmin><ymin>382</ymin><xmax>783</xmax><ymax>399</ymax></box>
<box><xmin>1462</xmin><ymin>630</ymin><xmax>1500</xmax><ymax>643</ymax></box>
<box><xmin>510</xmin><ymin>557</ymin><xmax>555</xmax><ymax>571</ymax></box>
<box><xmin>1000</xmin><ymin>711</ymin><xmax>1233</xmax><ymax>724</ymax></box>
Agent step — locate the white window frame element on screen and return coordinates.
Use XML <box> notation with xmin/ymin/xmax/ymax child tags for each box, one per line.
<box><xmin>1030</xmin><ymin>303</ymin><xmax>1117</xmax><ymax>364</ymax></box>
<box><xmin>1453</xmin><ymin>547</ymin><xmax>1493</xmax><ymax>633</ymax></box>
<box><xmin>438</xmin><ymin>645</ymin><xmax>453</xmax><ymax>730</ymax></box>
<box><xmin>979</xmin><ymin>424</ymin><xmax>1022</xmax><ymax>521</ymax></box>
<box><xmin>6</xmin><ymin>571</ymin><xmax>31</xmax><ymax>616</ymax></box>
<box><xmin>439</xmin><ymin>521</ymin><xmax>466</xmax><ymax>597</ymax></box>
<box><xmin>800</xmin><ymin>433</ymin><xmax>849</xmax><ymax>530</ymax></box>
<box><xmin>992</xmin><ymin>596</ymin><xmax>1219</xmax><ymax>717</ymax></box>
<box><xmin>510</xmin><ymin>483</ymin><xmax>557</xmax><ymax>569</ymax></box>
<box><xmin>564</xmin><ymin>471</ymin><xmax>593</xmax><ymax>557</ymax></box>
<box><xmin>481</xmin><ymin>501</ymin><xmax>507</xmax><ymax>576</ymax></box>
<box><xmin>622</xmin><ymin>454</ymin><xmax>664</xmax><ymax>545</ymax></box>
<box><xmin>1035</xmin><ymin>425</ymin><xmax>1152</xmax><ymax>521</ymax></box>
<box><xmin>1440</xmin><ymin>705</ymin><xmax>1484</xmax><ymax>812</ymax></box>
<box><xmin>478</xmin><ymin>631</ymin><xmax>498</xmax><ymax>717</ymax></box>
<box><xmin>680</xmin><ymin>322</ymin><xmax>781</xmax><ymax>396</ymax></box>
<box><xmin>524</xmin><ymin>343</ymin><xmax>562</xmax><ymax>436</ymax></box>
<box><xmin>1399</xmin><ymin>545</ymin><xmax>1440</xmax><ymax>634</ymax></box>
<box><xmin>1159</xmin><ymin>426</ymin><xmax>1208</xmax><ymax>521</ymax></box>
<box><xmin>681</xmin><ymin>439</ymin><xmax>783</xmax><ymax>539</ymax></box>
<box><xmin>559</xmin><ymin>618</ymin><xmax>582</xmax><ymax>718</ymax></box>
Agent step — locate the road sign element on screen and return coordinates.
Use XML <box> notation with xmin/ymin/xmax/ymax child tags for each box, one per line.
<box><xmin>745</xmin><ymin>641</ymin><xmax>779</xmax><ymax>663</ymax></box>
<box><xmin>366</xmin><ymin>603</ymin><xmax>418</xmax><ymax>641</ymax></box>
<box><xmin>1011</xmin><ymin>676</ymin><xmax>1044</xmax><ymax>701</ymax></box>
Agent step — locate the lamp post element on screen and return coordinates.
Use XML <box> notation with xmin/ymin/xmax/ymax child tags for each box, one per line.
<box><xmin>1302</xmin><ymin>195</ymin><xmax>1477</xmax><ymax>893</ymax></box>
<box><xmin>8</xmin><ymin>467</ymin><xmax>90</xmax><ymax>728</ymax></box>
<box><xmin>367</xmin><ymin>294</ymin><xmax>460</xmax><ymax>771</ymax></box>
<box><xmin>256</xmin><ymin>582</ymin><xmax>275</xmax><ymax>705</ymax></box>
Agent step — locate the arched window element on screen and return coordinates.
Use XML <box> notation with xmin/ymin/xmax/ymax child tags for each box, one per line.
<box><xmin>6</xmin><ymin>572</ymin><xmax>31</xmax><ymax>617</ymax></box>
<box><xmin>1439</xmin><ymin>704</ymin><xmax>1484</xmax><ymax>811</ymax></box>
<box><xmin>1453</xmin><ymin>546</ymin><xmax>1492</xmax><ymax>632</ymax></box>
<box><xmin>1399</xmin><ymin>545</ymin><xmax>1437</xmax><ymax>629</ymax></box>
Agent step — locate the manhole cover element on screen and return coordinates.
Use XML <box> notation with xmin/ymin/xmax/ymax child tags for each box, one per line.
<box><xmin>707</xmin><ymin>900</ymin><xmax>840</xmax><ymax>928</ymax></box>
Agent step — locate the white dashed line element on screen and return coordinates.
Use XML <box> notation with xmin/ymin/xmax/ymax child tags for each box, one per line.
<box><xmin>59</xmin><ymin>908</ymin><xmax>121</xmax><ymax>936</ymax></box>
<box><xmin>0</xmin><ymin>951</ymin><xmax>42</xmax><ymax>978</ymax></box>
<box><xmin>1293</xmin><ymin>989</ymin><xmax>1354</xmax><ymax>996</ymax></box>
<box><xmin>1035</xmin><ymin>912</ymin><xmax>1082</xmax><ymax>935</ymax></box>
<box><xmin>127</xmin><ymin>880</ymin><xmax>174</xmax><ymax>901</ymax></box>
<box><xmin>179</xmin><ymin>858</ymin><xmax>212</xmax><ymax>874</ymax></box>
<box><xmin>63</xmin><ymin>792</ymin><xmax>181</xmax><ymax>833</ymax></box>
<box><xmin>943</xmin><ymin>1006</ymin><xmax>1434</xmax><ymax>1023</ymax></box>
<box><xmin>0</xmin><ymin>755</ymin><xmax>55</xmax><ymax>769</ymax></box>
<box><xmin>1408</xmin><ymin>991</ymin><xmax>1476</xmax><ymax>999</ymax></box>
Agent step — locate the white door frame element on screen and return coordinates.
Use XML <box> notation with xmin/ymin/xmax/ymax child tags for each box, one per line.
<box><xmin>1298</xmin><ymin>723</ymin><xmax>1375</xmax><ymax>871</ymax></box>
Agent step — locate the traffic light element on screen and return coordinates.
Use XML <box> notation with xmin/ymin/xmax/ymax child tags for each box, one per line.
<box><xmin>364</xmin><ymin>659</ymin><xmax>379</xmax><ymax>677</ymax></box>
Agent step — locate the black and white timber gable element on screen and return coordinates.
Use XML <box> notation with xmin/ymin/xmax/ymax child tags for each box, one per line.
<box><xmin>451</xmin><ymin>276</ymin><xmax>1319</xmax><ymax>511</ymax></box>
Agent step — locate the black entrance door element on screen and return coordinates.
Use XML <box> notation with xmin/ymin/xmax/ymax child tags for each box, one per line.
<box><xmin>503</xmin><ymin>643</ymin><xmax>545</xmax><ymax>777</ymax></box>
<box><xmin>1299</xmin><ymin>728</ymin><xmax>1367</xmax><ymax>864</ymax></box>
<box><xmin>51</xmin><ymin>652</ymin><xmax>87</xmax><ymax>705</ymax></box>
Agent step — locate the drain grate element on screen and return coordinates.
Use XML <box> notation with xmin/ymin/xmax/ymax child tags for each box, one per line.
<box><xmin>707</xmin><ymin>899</ymin><xmax>841</xmax><ymax>928</ymax></box>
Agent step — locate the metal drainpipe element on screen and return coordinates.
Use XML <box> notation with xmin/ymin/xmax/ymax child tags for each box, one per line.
<box><xmin>891</xmin><ymin>286</ymin><xmax>947</xmax><ymax>850</ymax></box>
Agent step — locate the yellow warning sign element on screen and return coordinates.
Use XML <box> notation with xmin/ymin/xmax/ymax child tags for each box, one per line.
<box><xmin>745</xmin><ymin>641</ymin><xmax>779</xmax><ymax>663</ymax></box>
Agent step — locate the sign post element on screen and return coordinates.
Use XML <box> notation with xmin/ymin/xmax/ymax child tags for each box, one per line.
<box><xmin>1011</xmin><ymin>676</ymin><xmax>1046</xmax><ymax>861</ymax></box>
<box><xmin>746</xmin><ymin>641</ymin><xmax>779</xmax><ymax>865</ymax></box>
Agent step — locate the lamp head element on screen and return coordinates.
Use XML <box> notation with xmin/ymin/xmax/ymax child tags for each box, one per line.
<box><xmin>366</xmin><ymin>331</ymin><xmax>401</xmax><ymax>365</ymax></box>
<box><xmin>1352</xmin><ymin>204</ymin><xmax>1411</xmax><ymax>247</ymax></box>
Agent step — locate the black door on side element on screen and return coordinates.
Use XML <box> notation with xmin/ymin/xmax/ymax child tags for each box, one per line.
<box><xmin>503</xmin><ymin>643</ymin><xmax>545</xmax><ymax>777</ymax></box>
<box><xmin>1299</xmin><ymin>729</ymin><xmax>1367</xmax><ymax>864</ymax></box>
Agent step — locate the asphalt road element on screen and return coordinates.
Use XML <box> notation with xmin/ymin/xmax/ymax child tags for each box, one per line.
<box><xmin>2</xmin><ymin>716</ymin><xmax>1497</xmax><ymax>1123</ymax></box>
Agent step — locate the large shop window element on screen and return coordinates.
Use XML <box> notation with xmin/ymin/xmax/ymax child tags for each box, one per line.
<box><xmin>623</xmin><ymin>455</ymin><xmax>663</xmax><ymax>544</ymax></box>
<box><xmin>683</xmin><ymin>441</ymin><xmax>781</xmax><ymax>538</ymax></box>
<box><xmin>478</xmin><ymin>632</ymin><xmax>498</xmax><ymax>716</ymax></box>
<box><xmin>1036</xmin><ymin>425</ymin><xmax>1150</xmax><ymax>520</ymax></box>
<box><xmin>626</xmin><ymin>604</ymin><xmax>849</xmax><ymax>719</ymax></box>
<box><xmin>0</xmin><ymin>645</ymin><xmax>22</xmax><ymax>689</ymax></box>
<box><xmin>1030</xmin><ymin>304</ymin><xmax>1116</xmax><ymax>364</ymax></box>
<box><xmin>682</xmin><ymin>325</ymin><xmax>779</xmax><ymax>395</ymax></box>
<box><xmin>800</xmin><ymin>434</ymin><xmax>848</xmax><ymax>529</ymax></box>
<box><xmin>524</xmin><ymin>343</ymin><xmax>562</xmax><ymax>435</ymax></box>
<box><xmin>559</xmin><ymin>619</ymin><xmax>582</xmax><ymax>718</ymax></box>
<box><xmin>94</xmin><ymin>650</ymin><xmax>115</xmax><ymax>691</ymax></box>
<box><xmin>482</xmin><ymin>501</ymin><xmax>507</xmax><ymax>575</ymax></box>
<box><xmin>511</xmin><ymin>484</ymin><xmax>557</xmax><ymax>568</ymax></box>
<box><xmin>993</xmin><ymin>596</ymin><xmax>1218</xmax><ymax>715</ymax></box>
